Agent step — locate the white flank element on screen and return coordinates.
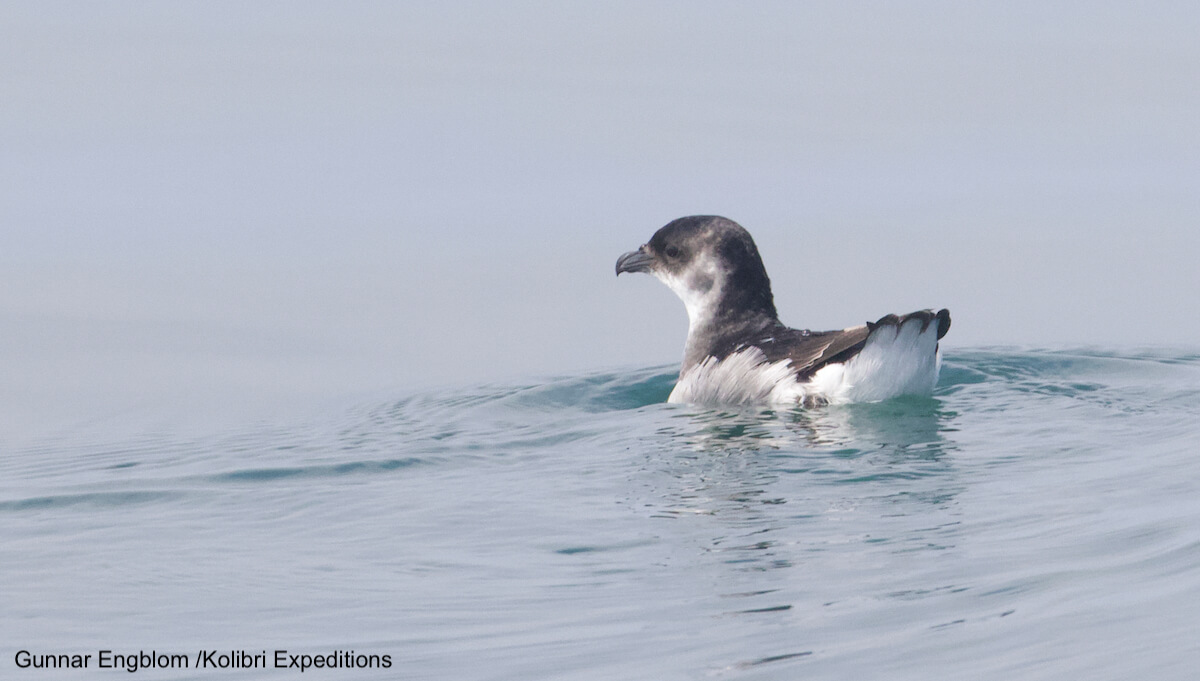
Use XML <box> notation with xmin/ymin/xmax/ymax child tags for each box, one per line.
<box><xmin>808</xmin><ymin>317</ymin><xmax>942</xmax><ymax>404</ymax></box>
<box><xmin>670</xmin><ymin>316</ymin><xmax>942</xmax><ymax>407</ymax></box>
<box><xmin>669</xmin><ymin>348</ymin><xmax>802</xmax><ymax>405</ymax></box>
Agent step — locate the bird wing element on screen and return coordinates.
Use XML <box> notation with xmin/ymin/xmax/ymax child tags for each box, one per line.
<box><xmin>764</xmin><ymin>309</ymin><xmax>950</xmax><ymax>381</ymax></box>
<box><xmin>774</xmin><ymin>326</ymin><xmax>871</xmax><ymax>380</ymax></box>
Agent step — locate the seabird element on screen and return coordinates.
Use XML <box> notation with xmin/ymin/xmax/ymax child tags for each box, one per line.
<box><xmin>616</xmin><ymin>215</ymin><xmax>951</xmax><ymax>406</ymax></box>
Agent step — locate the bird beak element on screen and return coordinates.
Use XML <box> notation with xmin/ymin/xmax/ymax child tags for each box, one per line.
<box><xmin>615</xmin><ymin>247</ymin><xmax>655</xmax><ymax>276</ymax></box>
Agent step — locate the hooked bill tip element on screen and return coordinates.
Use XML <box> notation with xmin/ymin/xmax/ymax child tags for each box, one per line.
<box><xmin>615</xmin><ymin>249</ymin><xmax>654</xmax><ymax>276</ymax></box>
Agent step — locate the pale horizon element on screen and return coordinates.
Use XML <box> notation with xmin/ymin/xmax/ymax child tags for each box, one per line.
<box><xmin>3</xmin><ymin>2</ymin><xmax>1198</xmax><ymax>436</ymax></box>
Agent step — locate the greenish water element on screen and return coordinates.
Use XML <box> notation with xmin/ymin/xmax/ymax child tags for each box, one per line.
<box><xmin>3</xmin><ymin>348</ymin><xmax>1200</xmax><ymax>679</ymax></box>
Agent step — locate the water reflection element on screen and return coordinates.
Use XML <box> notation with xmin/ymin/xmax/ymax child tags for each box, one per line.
<box><xmin>663</xmin><ymin>396</ymin><xmax>955</xmax><ymax>453</ymax></box>
<box><xmin>635</xmin><ymin>395</ymin><xmax>965</xmax><ymax>660</ymax></box>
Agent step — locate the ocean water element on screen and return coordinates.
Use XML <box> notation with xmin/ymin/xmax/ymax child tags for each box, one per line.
<box><xmin>4</xmin><ymin>348</ymin><xmax>1200</xmax><ymax>680</ymax></box>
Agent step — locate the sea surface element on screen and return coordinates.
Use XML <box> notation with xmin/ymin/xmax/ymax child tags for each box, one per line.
<box><xmin>3</xmin><ymin>348</ymin><xmax>1200</xmax><ymax>680</ymax></box>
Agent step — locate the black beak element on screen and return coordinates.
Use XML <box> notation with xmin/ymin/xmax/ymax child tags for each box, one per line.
<box><xmin>615</xmin><ymin>247</ymin><xmax>655</xmax><ymax>276</ymax></box>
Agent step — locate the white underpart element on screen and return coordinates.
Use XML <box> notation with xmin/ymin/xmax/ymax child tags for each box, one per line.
<box><xmin>669</xmin><ymin>348</ymin><xmax>800</xmax><ymax>405</ymax></box>
<box><xmin>807</xmin><ymin>318</ymin><xmax>942</xmax><ymax>404</ymax></box>
<box><xmin>668</xmin><ymin>316</ymin><xmax>943</xmax><ymax>406</ymax></box>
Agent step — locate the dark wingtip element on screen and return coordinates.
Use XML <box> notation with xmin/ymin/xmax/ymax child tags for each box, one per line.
<box><xmin>866</xmin><ymin>309</ymin><xmax>950</xmax><ymax>338</ymax></box>
<box><xmin>935</xmin><ymin>308</ymin><xmax>951</xmax><ymax>339</ymax></box>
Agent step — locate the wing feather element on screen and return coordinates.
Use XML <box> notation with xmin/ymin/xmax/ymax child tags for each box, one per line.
<box><xmin>755</xmin><ymin>308</ymin><xmax>950</xmax><ymax>381</ymax></box>
<box><xmin>779</xmin><ymin>326</ymin><xmax>870</xmax><ymax>380</ymax></box>
<box><xmin>703</xmin><ymin>309</ymin><xmax>950</xmax><ymax>383</ymax></box>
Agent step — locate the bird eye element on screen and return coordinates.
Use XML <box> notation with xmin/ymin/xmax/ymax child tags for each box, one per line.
<box><xmin>665</xmin><ymin>245</ymin><xmax>681</xmax><ymax>258</ymax></box>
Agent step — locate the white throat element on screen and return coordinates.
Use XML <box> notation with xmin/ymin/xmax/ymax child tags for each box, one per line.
<box><xmin>653</xmin><ymin>265</ymin><xmax>725</xmax><ymax>363</ymax></box>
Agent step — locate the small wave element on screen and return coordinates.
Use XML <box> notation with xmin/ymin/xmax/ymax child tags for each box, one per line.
<box><xmin>337</xmin><ymin>347</ymin><xmax>1200</xmax><ymax>461</ymax></box>
<box><xmin>944</xmin><ymin>347</ymin><xmax>1200</xmax><ymax>382</ymax></box>
<box><xmin>404</xmin><ymin>348</ymin><xmax>1200</xmax><ymax>419</ymax></box>
<box><xmin>0</xmin><ymin>490</ymin><xmax>180</xmax><ymax>513</ymax></box>
<box><xmin>940</xmin><ymin>347</ymin><xmax>1200</xmax><ymax>416</ymax></box>
<box><xmin>501</xmin><ymin>366</ymin><xmax>677</xmax><ymax>412</ymax></box>
<box><xmin>208</xmin><ymin>457</ymin><xmax>423</xmax><ymax>484</ymax></box>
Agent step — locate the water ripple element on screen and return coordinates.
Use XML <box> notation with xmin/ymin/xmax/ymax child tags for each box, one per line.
<box><xmin>6</xmin><ymin>347</ymin><xmax>1200</xmax><ymax>681</ymax></box>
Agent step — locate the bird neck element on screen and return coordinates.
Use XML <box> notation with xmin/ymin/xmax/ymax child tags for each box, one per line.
<box><xmin>660</xmin><ymin>261</ymin><xmax>779</xmax><ymax>373</ymax></box>
<box><xmin>682</xmin><ymin>305</ymin><xmax>779</xmax><ymax>373</ymax></box>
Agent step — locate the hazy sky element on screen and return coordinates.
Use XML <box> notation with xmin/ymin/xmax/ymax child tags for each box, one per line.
<box><xmin>3</xmin><ymin>2</ymin><xmax>1198</xmax><ymax>435</ymax></box>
